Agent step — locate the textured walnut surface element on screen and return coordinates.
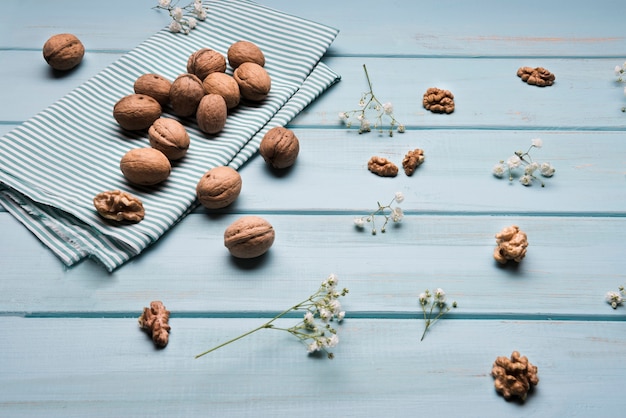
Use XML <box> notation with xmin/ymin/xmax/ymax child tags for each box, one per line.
<box><xmin>493</xmin><ymin>225</ymin><xmax>528</xmax><ymax>264</ymax></box>
<box><xmin>517</xmin><ymin>66</ymin><xmax>555</xmax><ymax>87</ymax></box>
<box><xmin>93</xmin><ymin>190</ymin><xmax>145</xmax><ymax>223</ymax></box>
<box><xmin>367</xmin><ymin>156</ymin><xmax>398</xmax><ymax>177</ymax></box>
<box><xmin>491</xmin><ymin>351</ymin><xmax>539</xmax><ymax>401</ymax></box>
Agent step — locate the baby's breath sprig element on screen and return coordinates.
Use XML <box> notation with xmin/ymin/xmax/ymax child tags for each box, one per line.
<box><xmin>155</xmin><ymin>0</ymin><xmax>208</xmax><ymax>34</ymax></box>
<box><xmin>354</xmin><ymin>192</ymin><xmax>404</xmax><ymax>235</ymax></box>
<box><xmin>614</xmin><ymin>62</ymin><xmax>626</xmax><ymax>112</ymax></box>
<box><xmin>195</xmin><ymin>274</ymin><xmax>348</xmax><ymax>360</ymax></box>
<box><xmin>419</xmin><ymin>288</ymin><xmax>457</xmax><ymax>341</ymax></box>
<box><xmin>605</xmin><ymin>286</ymin><xmax>625</xmax><ymax>309</ymax></box>
<box><xmin>338</xmin><ymin>64</ymin><xmax>405</xmax><ymax>137</ymax></box>
<box><xmin>492</xmin><ymin>138</ymin><xmax>555</xmax><ymax>187</ymax></box>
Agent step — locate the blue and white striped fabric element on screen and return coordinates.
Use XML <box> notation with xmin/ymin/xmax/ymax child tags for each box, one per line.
<box><xmin>0</xmin><ymin>0</ymin><xmax>340</xmax><ymax>272</ymax></box>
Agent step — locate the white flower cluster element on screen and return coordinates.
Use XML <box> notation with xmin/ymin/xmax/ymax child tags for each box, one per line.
<box><xmin>195</xmin><ymin>274</ymin><xmax>348</xmax><ymax>360</ymax></box>
<box><xmin>605</xmin><ymin>286</ymin><xmax>625</xmax><ymax>309</ymax></box>
<box><xmin>354</xmin><ymin>192</ymin><xmax>404</xmax><ymax>235</ymax></box>
<box><xmin>339</xmin><ymin>65</ymin><xmax>405</xmax><ymax>136</ymax></box>
<box><xmin>419</xmin><ymin>288</ymin><xmax>456</xmax><ymax>341</ymax></box>
<box><xmin>614</xmin><ymin>62</ymin><xmax>626</xmax><ymax>112</ymax></box>
<box><xmin>156</xmin><ymin>0</ymin><xmax>208</xmax><ymax>34</ymax></box>
<box><xmin>492</xmin><ymin>138</ymin><xmax>555</xmax><ymax>187</ymax></box>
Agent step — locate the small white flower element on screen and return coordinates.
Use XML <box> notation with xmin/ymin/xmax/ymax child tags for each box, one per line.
<box><xmin>303</xmin><ymin>311</ymin><xmax>314</xmax><ymax>325</ymax></box>
<box><xmin>391</xmin><ymin>207</ymin><xmax>403</xmax><ymax>223</ymax></box>
<box><xmin>158</xmin><ymin>0</ymin><xmax>171</xmax><ymax>7</ymax></box>
<box><xmin>524</xmin><ymin>162</ymin><xmax>539</xmax><ymax>175</ymax></box>
<box><xmin>194</xmin><ymin>0</ymin><xmax>204</xmax><ymax>12</ymax></box>
<box><xmin>531</xmin><ymin>138</ymin><xmax>543</xmax><ymax>148</ymax></box>
<box><xmin>168</xmin><ymin>20</ymin><xmax>182</xmax><ymax>33</ymax></box>
<box><xmin>419</xmin><ymin>292</ymin><xmax>429</xmax><ymax>305</ymax></box>
<box><xmin>359</xmin><ymin>119</ymin><xmax>371</xmax><ymax>133</ymax></box>
<box><xmin>172</xmin><ymin>6</ymin><xmax>184</xmax><ymax>21</ymax></box>
<box><xmin>397</xmin><ymin>124</ymin><xmax>406</xmax><ymax>133</ymax></box>
<box><xmin>354</xmin><ymin>218</ymin><xmax>365</xmax><ymax>228</ymax></box>
<box><xmin>615</xmin><ymin>65</ymin><xmax>623</xmax><ymax>76</ymax></box>
<box><xmin>540</xmin><ymin>162</ymin><xmax>555</xmax><ymax>177</ymax></box>
<box><xmin>195</xmin><ymin>9</ymin><xmax>207</xmax><ymax>20</ymax></box>
<box><xmin>383</xmin><ymin>102</ymin><xmax>393</xmax><ymax>115</ymax></box>
<box><xmin>519</xmin><ymin>174</ymin><xmax>532</xmax><ymax>186</ymax></box>
<box><xmin>492</xmin><ymin>163</ymin><xmax>506</xmax><ymax>178</ymax></box>
<box><xmin>507</xmin><ymin>155</ymin><xmax>521</xmax><ymax>169</ymax></box>
<box><xmin>326</xmin><ymin>273</ymin><xmax>338</xmax><ymax>288</ymax></box>
<box><xmin>319</xmin><ymin>308</ymin><xmax>332</xmax><ymax>323</ymax></box>
<box><xmin>329</xmin><ymin>299</ymin><xmax>342</xmax><ymax>315</ymax></box>
<box><xmin>434</xmin><ymin>288</ymin><xmax>446</xmax><ymax>303</ymax></box>
<box><xmin>605</xmin><ymin>291</ymin><xmax>623</xmax><ymax>309</ymax></box>
<box><xmin>338</xmin><ymin>112</ymin><xmax>347</xmax><ymax>120</ymax></box>
<box><xmin>187</xmin><ymin>17</ymin><xmax>198</xmax><ymax>29</ymax></box>
<box><xmin>307</xmin><ymin>340</ymin><xmax>322</xmax><ymax>353</ymax></box>
<box><xmin>337</xmin><ymin>311</ymin><xmax>345</xmax><ymax>321</ymax></box>
<box><xmin>324</xmin><ymin>334</ymin><xmax>339</xmax><ymax>348</ymax></box>
<box><xmin>394</xmin><ymin>192</ymin><xmax>405</xmax><ymax>204</ymax></box>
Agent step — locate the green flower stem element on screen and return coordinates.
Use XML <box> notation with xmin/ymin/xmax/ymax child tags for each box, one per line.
<box><xmin>195</xmin><ymin>293</ymin><xmax>321</xmax><ymax>359</ymax></box>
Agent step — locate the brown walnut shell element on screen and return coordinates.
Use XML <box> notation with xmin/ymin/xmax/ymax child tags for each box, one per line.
<box><xmin>134</xmin><ymin>73</ymin><xmax>172</xmax><ymax>107</ymax></box>
<box><xmin>169</xmin><ymin>73</ymin><xmax>205</xmax><ymax>117</ymax></box>
<box><xmin>120</xmin><ymin>148</ymin><xmax>171</xmax><ymax>186</ymax></box>
<box><xmin>233</xmin><ymin>62</ymin><xmax>271</xmax><ymax>102</ymax></box>
<box><xmin>93</xmin><ymin>190</ymin><xmax>145</xmax><ymax>223</ymax></box>
<box><xmin>196</xmin><ymin>94</ymin><xmax>228</xmax><ymax>135</ymax></box>
<box><xmin>42</xmin><ymin>33</ymin><xmax>85</xmax><ymax>71</ymax></box>
<box><xmin>113</xmin><ymin>94</ymin><xmax>162</xmax><ymax>131</ymax></box>
<box><xmin>227</xmin><ymin>40</ymin><xmax>266</xmax><ymax>69</ymax></box>
<box><xmin>259</xmin><ymin>126</ymin><xmax>300</xmax><ymax>169</ymax></box>
<box><xmin>202</xmin><ymin>72</ymin><xmax>241</xmax><ymax>109</ymax></box>
<box><xmin>187</xmin><ymin>48</ymin><xmax>226</xmax><ymax>81</ymax></box>
<box><xmin>148</xmin><ymin>117</ymin><xmax>190</xmax><ymax>161</ymax></box>
<box><xmin>224</xmin><ymin>216</ymin><xmax>275</xmax><ymax>259</ymax></box>
<box><xmin>196</xmin><ymin>166</ymin><xmax>242</xmax><ymax>209</ymax></box>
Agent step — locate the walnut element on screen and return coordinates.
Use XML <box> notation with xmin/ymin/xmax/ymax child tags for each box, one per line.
<box><xmin>148</xmin><ymin>117</ymin><xmax>190</xmax><ymax>161</ymax></box>
<box><xmin>134</xmin><ymin>73</ymin><xmax>172</xmax><ymax>107</ymax></box>
<box><xmin>138</xmin><ymin>301</ymin><xmax>171</xmax><ymax>348</ymax></box>
<box><xmin>259</xmin><ymin>126</ymin><xmax>300</xmax><ymax>169</ymax></box>
<box><xmin>367</xmin><ymin>156</ymin><xmax>398</xmax><ymax>177</ymax></box>
<box><xmin>120</xmin><ymin>148</ymin><xmax>171</xmax><ymax>186</ymax></box>
<box><xmin>93</xmin><ymin>190</ymin><xmax>145</xmax><ymax>223</ymax></box>
<box><xmin>493</xmin><ymin>225</ymin><xmax>528</xmax><ymax>264</ymax></box>
<box><xmin>517</xmin><ymin>66</ymin><xmax>555</xmax><ymax>87</ymax></box>
<box><xmin>224</xmin><ymin>216</ymin><xmax>275</xmax><ymax>259</ymax></box>
<box><xmin>169</xmin><ymin>73</ymin><xmax>205</xmax><ymax>117</ymax></box>
<box><xmin>196</xmin><ymin>166</ymin><xmax>242</xmax><ymax>209</ymax></box>
<box><xmin>233</xmin><ymin>62</ymin><xmax>271</xmax><ymax>102</ymax></box>
<box><xmin>423</xmin><ymin>87</ymin><xmax>455</xmax><ymax>114</ymax></box>
<box><xmin>491</xmin><ymin>351</ymin><xmax>539</xmax><ymax>401</ymax></box>
<box><xmin>186</xmin><ymin>48</ymin><xmax>227</xmax><ymax>81</ymax></box>
<box><xmin>202</xmin><ymin>72</ymin><xmax>241</xmax><ymax>109</ymax></box>
<box><xmin>227</xmin><ymin>40</ymin><xmax>266</xmax><ymax>69</ymax></box>
<box><xmin>113</xmin><ymin>94</ymin><xmax>162</xmax><ymax>131</ymax></box>
<box><xmin>196</xmin><ymin>94</ymin><xmax>228</xmax><ymax>135</ymax></box>
<box><xmin>402</xmin><ymin>148</ymin><xmax>425</xmax><ymax>176</ymax></box>
<box><xmin>42</xmin><ymin>33</ymin><xmax>85</xmax><ymax>71</ymax></box>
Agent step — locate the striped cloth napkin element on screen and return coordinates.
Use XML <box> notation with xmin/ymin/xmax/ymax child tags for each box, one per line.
<box><xmin>0</xmin><ymin>0</ymin><xmax>340</xmax><ymax>271</ymax></box>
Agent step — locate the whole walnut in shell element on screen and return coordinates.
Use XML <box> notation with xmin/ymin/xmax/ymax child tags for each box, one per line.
<box><xmin>42</xmin><ymin>33</ymin><xmax>85</xmax><ymax>71</ymax></box>
<box><xmin>196</xmin><ymin>166</ymin><xmax>242</xmax><ymax>209</ymax></box>
<box><xmin>120</xmin><ymin>148</ymin><xmax>171</xmax><ymax>186</ymax></box>
<box><xmin>227</xmin><ymin>40</ymin><xmax>266</xmax><ymax>69</ymax></box>
<box><xmin>202</xmin><ymin>72</ymin><xmax>241</xmax><ymax>109</ymax></box>
<box><xmin>224</xmin><ymin>216</ymin><xmax>275</xmax><ymax>258</ymax></box>
<box><xmin>233</xmin><ymin>62</ymin><xmax>271</xmax><ymax>102</ymax></box>
<box><xmin>170</xmin><ymin>73</ymin><xmax>205</xmax><ymax>117</ymax></box>
<box><xmin>187</xmin><ymin>48</ymin><xmax>226</xmax><ymax>81</ymax></box>
<box><xmin>493</xmin><ymin>225</ymin><xmax>528</xmax><ymax>264</ymax></box>
<box><xmin>196</xmin><ymin>94</ymin><xmax>228</xmax><ymax>135</ymax></box>
<box><xmin>134</xmin><ymin>73</ymin><xmax>172</xmax><ymax>107</ymax></box>
<box><xmin>259</xmin><ymin>127</ymin><xmax>300</xmax><ymax>169</ymax></box>
<box><xmin>491</xmin><ymin>351</ymin><xmax>539</xmax><ymax>401</ymax></box>
<box><xmin>93</xmin><ymin>190</ymin><xmax>145</xmax><ymax>223</ymax></box>
<box><xmin>148</xmin><ymin>117</ymin><xmax>190</xmax><ymax>161</ymax></box>
<box><xmin>113</xmin><ymin>94</ymin><xmax>162</xmax><ymax>131</ymax></box>
<box><xmin>367</xmin><ymin>156</ymin><xmax>398</xmax><ymax>177</ymax></box>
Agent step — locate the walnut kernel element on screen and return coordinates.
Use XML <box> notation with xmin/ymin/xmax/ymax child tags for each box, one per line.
<box><xmin>113</xmin><ymin>94</ymin><xmax>162</xmax><ymax>131</ymax></box>
<box><xmin>367</xmin><ymin>156</ymin><xmax>398</xmax><ymax>177</ymax></box>
<box><xmin>120</xmin><ymin>148</ymin><xmax>171</xmax><ymax>186</ymax></box>
<box><xmin>402</xmin><ymin>148</ymin><xmax>425</xmax><ymax>176</ymax></box>
<box><xmin>42</xmin><ymin>33</ymin><xmax>85</xmax><ymax>71</ymax></box>
<box><xmin>493</xmin><ymin>225</ymin><xmax>528</xmax><ymax>264</ymax></box>
<box><xmin>196</xmin><ymin>166</ymin><xmax>242</xmax><ymax>209</ymax></box>
<box><xmin>259</xmin><ymin>126</ymin><xmax>300</xmax><ymax>169</ymax></box>
<box><xmin>517</xmin><ymin>66</ymin><xmax>555</xmax><ymax>87</ymax></box>
<box><xmin>93</xmin><ymin>190</ymin><xmax>145</xmax><ymax>223</ymax></box>
<box><xmin>224</xmin><ymin>216</ymin><xmax>275</xmax><ymax>258</ymax></box>
<box><xmin>233</xmin><ymin>62</ymin><xmax>271</xmax><ymax>101</ymax></box>
<box><xmin>423</xmin><ymin>87</ymin><xmax>455</xmax><ymax>114</ymax></box>
<box><xmin>227</xmin><ymin>40</ymin><xmax>266</xmax><ymax>69</ymax></box>
<box><xmin>491</xmin><ymin>351</ymin><xmax>539</xmax><ymax>401</ymax></box>
<box><xmin>138</xmin><ymin>301</ymin><xmax>171</xmax><ymax>348</ymax></box>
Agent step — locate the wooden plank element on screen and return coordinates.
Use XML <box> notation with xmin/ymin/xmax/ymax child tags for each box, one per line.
<box><xmin>0</xmin><ymin>317</ymin><xmax>624</xmax><ymax>417</ymax></box>
<box><xmin>2</xmin><ymin>212</ymin><xmax>625</xmax><ymax>316</ymax></box>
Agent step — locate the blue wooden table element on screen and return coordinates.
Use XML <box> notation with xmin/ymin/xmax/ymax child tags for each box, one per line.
<box><xmin>1</xmin><ymin>1</ymin><xmax>626</xmax><ymax>416</ymax></box>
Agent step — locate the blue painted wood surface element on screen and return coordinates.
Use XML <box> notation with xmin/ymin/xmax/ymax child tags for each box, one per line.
<box><xmin>1</xmin><ymin>0</ymin><xmax>626</xmax><ymax>416</ymax></box>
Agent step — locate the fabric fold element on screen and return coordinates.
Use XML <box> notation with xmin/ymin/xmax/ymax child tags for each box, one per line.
<box><xmin>0</xmin><ymin>0</ymin><xmax>340</xmax><ymax>271</ymax></box>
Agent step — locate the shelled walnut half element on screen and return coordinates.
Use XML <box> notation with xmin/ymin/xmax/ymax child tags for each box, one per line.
<box><xmin>93</xmin><ymin>190</ymin><xmax>145</xmax><ymax>223</ymax></box>
<box><xmin>493</xmin><ymin>225</ymin><xmax>528</xmax><ymax>264</ymax></box>
<box><xmin>367</xmin><ymin>156</ymin><xmax>398</xmax><ymax>177</ymax></box>
<box><xmin>517</xmin><ymin>66</ymin><xmax>555</xmax><ymax>87</ymax></box>
<box><xmin>491</xmin><ymin>351</ymin><xmax>539</xmax><ymax>401</ymax></box>
<box><xmin>423</xmin><ymin>87</ymin><xmax>455</xmax><ymax>114</ymax></box>
<box><xmin>402</xmin><ymin>148</ymin><xmax>425</xmax><ymax>176</ymax></box>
